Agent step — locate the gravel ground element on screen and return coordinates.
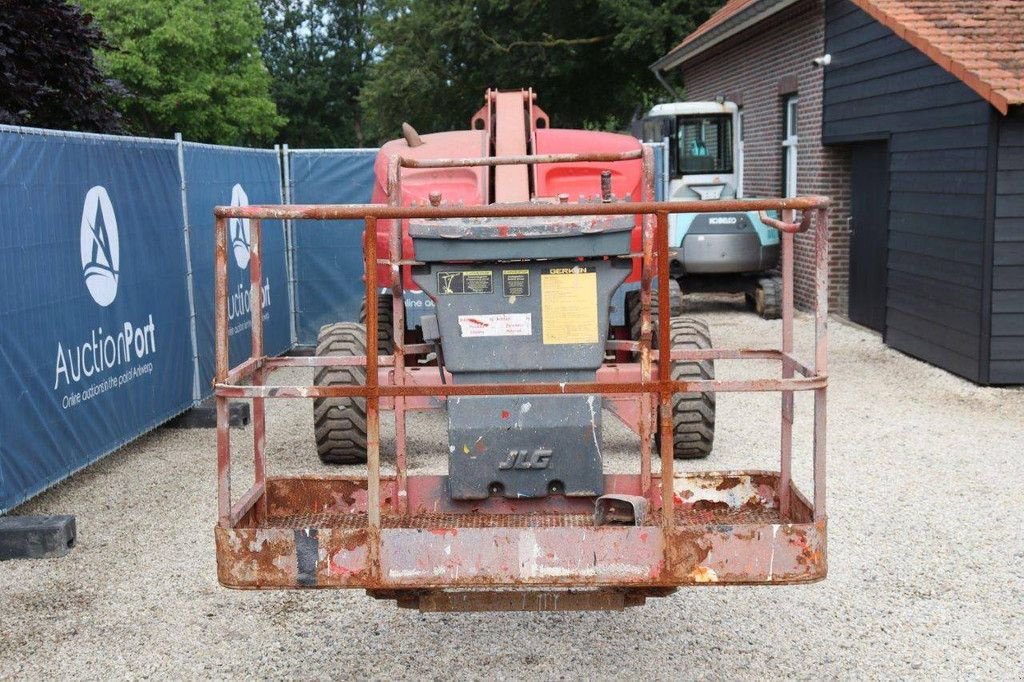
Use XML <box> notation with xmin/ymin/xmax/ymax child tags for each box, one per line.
<box><xmin>2</xmin><ymin>299</ymin><xmax>1023</xmax><ymax>680</ymax></box>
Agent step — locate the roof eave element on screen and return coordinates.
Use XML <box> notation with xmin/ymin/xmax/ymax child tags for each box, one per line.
<box><xmin>651</xmin><ymin>0</ymin><xmax>803</xmax><ymax>73</ymax></box>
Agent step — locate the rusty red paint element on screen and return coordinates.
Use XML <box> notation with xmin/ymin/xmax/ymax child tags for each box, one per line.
<box><xmin>216</xmin><ymin>473</ymin><xmax>825</xmax><ymax>591</ymax></box>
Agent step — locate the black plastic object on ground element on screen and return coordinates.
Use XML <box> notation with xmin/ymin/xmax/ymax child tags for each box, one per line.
<box><xmin>166</xmin><ymin>398</ymin><xmax>250</xmax><ymax>429</ymax></box>
<box><xmin>0</xmin><ymin>515</ymin><xmax>76</xmax><ymax>561</ymax></box>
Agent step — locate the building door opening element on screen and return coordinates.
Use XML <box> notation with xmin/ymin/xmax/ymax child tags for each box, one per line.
<box><xmin>848</xmin><ymin>141</ymin><xmax>889</xmax><ymax>332</ymax></box>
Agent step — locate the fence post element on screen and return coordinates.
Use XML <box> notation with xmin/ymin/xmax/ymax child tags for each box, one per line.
<box><xmin>281</xmin><ymin>143</ymin><xmax>299</xmax><ymax>347</ymax></box>
<box><xmin>176</xmin><ymin>132</ymin><xmax>203</xmax><ymax>404</ymax></box>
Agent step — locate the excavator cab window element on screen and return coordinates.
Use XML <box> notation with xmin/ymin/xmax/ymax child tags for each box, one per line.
<box><xmin>677</xmin><ymin>115</ymin><xmax>733</xmax><ymax>175</ymax></box>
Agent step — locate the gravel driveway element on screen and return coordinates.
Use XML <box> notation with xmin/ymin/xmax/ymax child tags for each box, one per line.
<box><xmin>2</xmin><ymin>302</ymin><xmax>1022</xmax><ymax>679</ymax></box>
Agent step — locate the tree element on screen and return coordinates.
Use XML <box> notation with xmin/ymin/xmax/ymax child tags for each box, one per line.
<box><xmin>82</xmin><ymin>0</ymin><xmax>285</xmax><ymax>145</ymax></box>
<box><xmin>0</xmin><ymin>0</ymin><xmax>122</xmax><ymax>131</ymax></box>
<box><xmin>597</xmin><ymin>0</ymin><xmax>722</xmax><ymax>111</ymax></box>
<box><xmin>259</xmin><ymin>0</ymin><xmax>375</xmax><ymax>147</ymax></box>
<box><xmin>359</xmin><ymin>0</ymin><xmax>718</xmax><ymax>144</ymax></box>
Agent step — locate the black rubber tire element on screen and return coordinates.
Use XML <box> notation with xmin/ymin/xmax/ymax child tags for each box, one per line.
<box><xmin>359</xmin><ymin>292</ymin><xmax>394</xmax><ymax>354</ymax></box>
<box><xmin>313</xmin><ymin>322</ymin><xmax>368</xmax><ymax>464</ymax></box>
<box><xmin>750</xmin><ymin>274</ymin><xmax>782</xmax><ymax>320</ymax></box>
<box><xmin>654</xmin><ymin>318</ymin><xmax>716</xmax><ymax>459</ymax></box>
<box><xmin>625</xmin><ymin>279</ymin><xmax>684</xmax><ymax>341</ymax></box>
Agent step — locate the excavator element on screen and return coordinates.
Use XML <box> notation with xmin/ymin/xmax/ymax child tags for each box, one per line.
<box><xmin>636</xmin><ymin>101</ymin><xmax>783</xmax><ymax>318</ymax></box>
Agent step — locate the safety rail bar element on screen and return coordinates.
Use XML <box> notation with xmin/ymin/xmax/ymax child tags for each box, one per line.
<box><xmin>228</xmin><ymin>347</ymin><xmax>817</xmax><ymax>376</ymax></box>
<box><xmin>218</xmin><ymin>197</ymin><xmax>825</xmax><ymax>221</ymax></box>
<box><xmin>212</xmin><ymin>147</ymin><xmax>829</xmax><ymax>563</ymax></box>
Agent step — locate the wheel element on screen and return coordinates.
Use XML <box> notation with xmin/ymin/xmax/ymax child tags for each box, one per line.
<box><xmin>313</xmin><ymin>322</ymin><xmax>368</xmax><ymax>464</ymax></box>
<box><xmin>359</xmin><ymin>292</ymin><xmax>394</xmax><ymax>354</ymax></box>
<box><xmin>654</xmin><ymin>318</ymin><xmax>716</xmax><ymax>459</ymax></box>
<box><xmin>626</xmin><ymin>279</ymin><xmax>684</xmax><ymax>341</ymax></box>
<box><xmin>749</xmin><ymin>274</ymin><xmax>781</xmax><ymax>320</ymax></box>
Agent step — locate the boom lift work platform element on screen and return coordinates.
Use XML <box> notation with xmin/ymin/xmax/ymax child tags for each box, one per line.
<box><xmin>211</xmin><ymin>90</ymin><xmax>830</xmax><ymax>612</ymax></box>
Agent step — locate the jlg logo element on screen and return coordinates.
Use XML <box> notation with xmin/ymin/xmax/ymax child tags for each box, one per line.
<box><xmin>498</xmin><ymin>448</ymin><xmax>552</xmax><ymax>470</ymax></box>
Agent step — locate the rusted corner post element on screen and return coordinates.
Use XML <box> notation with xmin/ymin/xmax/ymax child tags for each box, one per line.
<box><xmin>813</xmin><ymin>206</ymin><xmax>829</xmax><ymax>522</ymax></box>
<box><xmin>363</xmin><ymin>216</ymin><xmax>382</xmax><ymax>575</ymax></box>
<box><xmin>214</xmin><ymin>215</ymin><xmax>231</xmax><ymax>527</ymax></box>
<box><xmin>638</xmin><ymin>146</ymin><xmax>655</xmax><ymax>496</ymax></box>
<box><xmin>779</xmin><ymin>214</ymin><xmax>795</xmax><ymax>519</ymax></box>
<box><xmin>656</xmin><ymin>211</ymin><xmax>674</xmax><ymax>528</ymax></box>
<box><xmin>387</xmin><ymin>155</ymin><xmax>409</xmax><ymax>514</ymax></box>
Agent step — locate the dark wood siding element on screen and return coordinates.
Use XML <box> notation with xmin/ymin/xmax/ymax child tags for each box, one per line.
<box><xmin>992</xmin><ymin>113</ymin><xmax>1024</xmax><ymax>383</ymax></box>
<box><xmin>823</xmin><ymin>0</ymin><xmax>994</xmax><ymax>382</ymax></box>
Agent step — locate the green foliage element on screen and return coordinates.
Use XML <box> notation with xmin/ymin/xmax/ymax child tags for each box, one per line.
<box><xmin>258</xmin><ymin>1</ymin><xmax>374</xmax><ymax>147</ymax></box>
<box><xmin>599</xmin><ymin>0</ymin><xmax>722</xmax><ymax>108</ymax></box>
<box><xmin>73</xmin><ymin>0</ymin><xmax>715</xmax><ymax>145</ymax></box>
<box><xmin>82</xmin><ymin>0</ymin><xmax>284</xmax><ymax>144</ymax></box>
<box><xmin>0</xmin><ymin>1</ymin><xmax>122</xmax><ymax>131</ymax></box>
<box><xmin>359</xmin><ymin>0</ymin><xmax>718</xmax><ymax>144</ymax></box>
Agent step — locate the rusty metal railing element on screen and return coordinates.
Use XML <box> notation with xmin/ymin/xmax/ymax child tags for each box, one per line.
<box><xmin>212</xmin><ymin>148</ymin><xmax>829</xmax><ymax>563</ymax></box>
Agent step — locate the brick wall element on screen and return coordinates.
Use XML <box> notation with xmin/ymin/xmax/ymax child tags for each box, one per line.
<box><xmin>676</xmin><ymin>0</ymin><xmax>850</xmax><ymax>312</ymax></box>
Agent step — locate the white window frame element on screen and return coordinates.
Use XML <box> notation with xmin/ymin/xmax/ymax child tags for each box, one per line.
<box><xmin>736</xmin><ymin>108</ymin><xmax>744</xmax><ymax>198</ymax></box>
<box><xmin>782</xmin><ymin>96</ymin><xmax>799</xmax><ymax>198</ymax></box>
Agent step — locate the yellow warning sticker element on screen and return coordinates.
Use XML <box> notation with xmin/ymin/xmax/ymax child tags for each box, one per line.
<box><xmin>541</xmin><ymin>271</ymin><xmax>598</xmax><ymax>344</ymax></box>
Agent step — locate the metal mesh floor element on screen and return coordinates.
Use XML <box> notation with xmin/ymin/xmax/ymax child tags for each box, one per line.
<box><xmin>260</xmin><ymin>505</ymin><xmax>781</xmax><ymax>530</ymax></box>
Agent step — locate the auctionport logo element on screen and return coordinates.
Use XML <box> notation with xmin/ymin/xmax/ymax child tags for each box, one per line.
<box><xmin>80</xmin><ymin>186</ymin><xmax>119</xmax><ymax>306</ymax></box>
<box><xmin>230</xmin><ymin>183</ymin><xmax>251</xmax><ymax>269</ymax></box>
<box><xmin>225</xmin><ymin>182</ymin><xmax>271</xmax><ymax>337</ymax></box>
<box><xmin>54</xmin><ymin>186</ymin><xmax>159</xmax><ymax>407</ymax></box>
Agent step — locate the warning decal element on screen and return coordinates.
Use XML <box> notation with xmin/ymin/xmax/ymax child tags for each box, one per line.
<box><xmin>502</xmin><ymin>269</ymin><xmax>530</xmax><ymax>297</ymax></box>
<box><xmin>458</xmin><ymin>313</ymin><xmax>533</xmax><ymax>338</ymax></box>
<box><xmin>541</xmin><ymin>271</ymin><xmax>598</xmax><ymax>344</ymax></box>
<box><xmin>437</xmin><ymin>270</ymin><xmax>493</xmax><ymax>295</ymax></box>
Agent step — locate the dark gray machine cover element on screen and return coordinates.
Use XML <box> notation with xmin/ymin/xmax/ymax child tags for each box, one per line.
<box><xmin>412</xmin><ymin>212</ymin><xmax>632</xmax><ymax>500</ymax></box>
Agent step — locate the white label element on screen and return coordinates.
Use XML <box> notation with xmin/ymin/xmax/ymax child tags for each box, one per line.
<box><xmin>458</xmin><ymin>313</ymin><xmax>532</xmax><ymax>338</ymax></box>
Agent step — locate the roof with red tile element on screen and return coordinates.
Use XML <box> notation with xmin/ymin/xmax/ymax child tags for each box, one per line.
<box><xmin>655</xmin><ymin>0</ymin><xmax>1024</xmax><ymax>114</ymax></box>
<box><xmin>652</xmin><ymin>0</ymin><xmax>794</xmax><ymax>73</ymax></box>
<box><xmin>673</xmin><ymin>0</ymin><xmax>761</xmax><ymax>52</ymax></box>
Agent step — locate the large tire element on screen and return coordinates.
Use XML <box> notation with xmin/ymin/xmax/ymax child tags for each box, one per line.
<box><xmin>625</xmin><ymin>279</ymin><xmax>684</xmax><ymax>341</ymax></box>
<box><xmin>313</xmin><ymin>322</ymin><xmax>368</xmax><ymax>464</ymax></box>
<box><xmin>359</xmin><ymin>293</ymin><xmax>394</xmax><ymax>354</ymax></box>
<box><xmin>749</xmin><ymin>274</ymin><xmax>782</xmax><ymax>320</ymax></box>
<box><xmin>654</xmin><ymin>318</ymin><xmax>716</xmax><ymax>459</ymax></box>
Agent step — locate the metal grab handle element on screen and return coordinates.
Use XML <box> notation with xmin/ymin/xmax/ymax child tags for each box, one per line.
<box><xmin>758</xmin><ymin>209</ymin><xmax>813</xmax><ymax>233</ymax></box>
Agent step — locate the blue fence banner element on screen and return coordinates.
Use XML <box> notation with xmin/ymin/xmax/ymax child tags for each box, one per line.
<box><xmin>287</xmin><ymin>149</ymin><xmax>377</xmax><ymax>345</ymax></box>
<box><xmin>0</xmin><ymin>128</ymin><xmax>194</xmax><ymax>512</ymax></box>
<box><xmin>182</xmin><ymin>144</ymin><xmax>289</xmax><ymax>391</ymax></box>
<box><xmin>0</xmin><ymin>130</ymin><xmax>665</xmax><ymax>511</ymax></box>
